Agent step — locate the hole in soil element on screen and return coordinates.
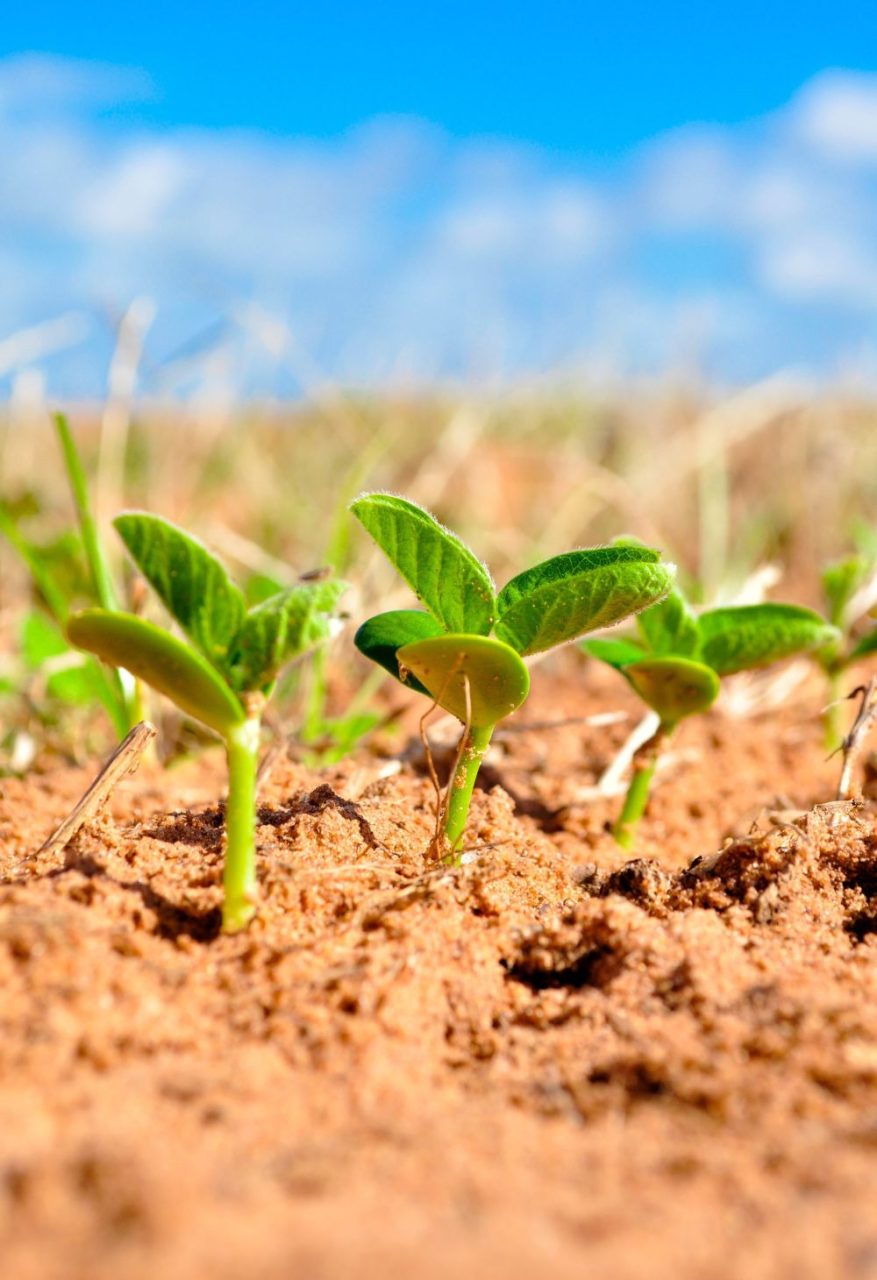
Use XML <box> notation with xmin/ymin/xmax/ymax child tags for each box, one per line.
<box><xmin>48</xmin><ymin>853</ymin><xmax>222</xmax><ymax>943</ymax></box>
<box><xmin>134</xmin><ymin>883</ymin><xmax>223</xmax><ymax>943</ymax></box>
<box><xmin>847</xmin><ymin>912</ymin><xmax>877</xmax><ymax>944</ymax></box>
<box><xmin>476</xmin><ymin>763</ymin><xmax>567</xmax><ymax>831</ymax></box>
<box><xmin>843</xmin><ymin>859</ymin><xmax>877</xmax><ymax>898</ymax></box>
<box><xmin>841</xmin><ymin>857</ymin><xmax>877</xmax><ymax>944</ymax></box>
<box><xmin>143</xmin><ymin>808</ymin><xmax>225</xmax><ymax>850</ymax></box>
<box><xmin>504</xmin><ymin>946</ymin><xmax>613</xmax><ymax>990</ymax></box>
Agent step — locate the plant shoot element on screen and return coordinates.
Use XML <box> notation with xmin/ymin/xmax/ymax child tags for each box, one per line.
<box><xmin>351</xmin><ymin>493</ymin><xmax>675</xmax><ymax>859</ymax></box>
<box><xmin>584</xmin><ymin>590</ymin><xmax>840</xmax><ymax>848</ymax></box>
<box><xmin>67</xmin><ymin>512</ymin><xmax>345</xmax><ymax>931</ymax></box>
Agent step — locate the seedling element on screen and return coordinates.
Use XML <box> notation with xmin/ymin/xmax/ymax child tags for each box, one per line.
<box><xmin>351</xmin><ymin>494</ymin><xmax>676</xmax><ymax>859</ymax></box>
<box><xmin>815</xmin><ymin>554</ymin><xmax>877</xmax><ymax>750</ymax></box>
<box><xmin>584</xmin><ymin>590</ymin><xmax>840</xmax><ymax>848</ymax></box>
<box><xmin>67</xmin><ymin>512</ymin><xmax>345</xmax><ymax>931</ymax></box>
<box><xmin>0</xmin><ymin>414</ymin><xmax>141</xmax><ymax>736</ymax></box>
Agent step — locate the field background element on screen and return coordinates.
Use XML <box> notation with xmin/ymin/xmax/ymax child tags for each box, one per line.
<box><xmin>2</xmin><ymin>387</ymin><xmax>877</xmax><ymax>769</ymax></box>
<box><xmin>3</xmin><ymin>13</ymin><xmax>877</xmax><ymax>1279</ymax></box>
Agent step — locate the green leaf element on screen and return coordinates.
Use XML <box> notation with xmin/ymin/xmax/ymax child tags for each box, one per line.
<box><xmin>21</xmin><ymin>611</ymin><xmax>68</xmax><ymax>668</ymax></box>
<box><xmin>114</xmin><ymin>512</ymin><xmax>246</xmax><ymax>669</ymax></box>
<box><xmin>350</xmin><ymin>493</ymin><xmax>495</xmax><ymax>634</ymax></box>
<box><xmin>396</xmin><ymin>633</ymin><xmax>530</xmax><ymax>727</ymax></box>
<box><xmin>244</xmin><ymin>572</ymin><xmax>285</xmax><ymax>606</ymax></box>
<box><xmin>697</xmin><ymin>604</ymin><xmax>840</xmax><ymax>676</ymax></box>
<box><xmin>67</xmin><ymin>609</ymin><xmax>245</xmax><ymax>736</ymax></box>
<box><xmin>19</xmin><ymin>610</ymin><xmax>128</xmax><ymax>730</ymax></box>
<box><xmin>637</xmin><ymin>588</ymin><xmax>700</xmax><ymax>657</ymax></box>
<box><xmin>354</xmin><ymin>609</ymin><xmax>445</xmax><ymax>694</ymax></box>
<box><xmin>821</xmin><ymin>556</ymin><xmax>868</xmax><ymax>628</ymax></box>
<box><xmin>0</xmin><ymin>505</ymin><xmax>71</xmax><ymax>623</ymax></box>
<box><xmin>47</xmin><ymin>662</ymin><xmax>109</xmax><ymax>708</ymax></box>
<box><xmin>581</xmin><ymin>636</ymin><xmax>647</xmax><ymax>670</ymax></box>
<box><xmin>623</xmin><ymin>657</ymin><xmax>720</xmax><ymax>726</ymax></box>
<box><xmin>495</xmin><ymin>546</ymin><xmax>675</xmax><ymax>656</ymax></box>
<box><xmin>314</xmin><ymin>711</ymin><xmax>383</xmax><ymax>764</ymax></box>
<box><xmin>54</xmin><ymin>414</ymin><xmax>118</xmax><ymax>612</ymax></box>
<box><xmin>849</xmin><ymin>625</ymin><xmax>877</xmax><ymax>663</ymax></box>
<box><xmin>228</xmin><ymin>579</ymin><xmax>347</xmax><ymax>692</ymax></box>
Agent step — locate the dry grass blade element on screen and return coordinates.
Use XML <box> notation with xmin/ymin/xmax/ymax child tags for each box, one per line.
<box><xmin>37</xmin><ymin>721</ymin><xmax>157</xmax><ymax>859</ymax></box>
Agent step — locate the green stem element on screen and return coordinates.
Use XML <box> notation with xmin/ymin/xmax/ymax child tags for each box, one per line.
<box><xmin>444</xmin><ymin>723</ymin><xmax>495</xmax><ymax>861</ymax></box>
<box><xmin>222</xmin><ymin>717</ymin><xmax>261</xmax><ymax>932</ymax></box>
<box><xmin>824</xmin><ymin>667</ymin><xmax>845</xmax><ymax>755</ymax></box>
<box><xmin>613</xmin><ymin>725</ymin><xmax>669</xmax><ymax>851</ymax></box>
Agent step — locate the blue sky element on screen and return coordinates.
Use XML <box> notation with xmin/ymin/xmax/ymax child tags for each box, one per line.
<box><xmin>5</xmin><ymin>1</ymin><xmax>876</xmax><ymax>150</ymax></box>
<box><xmin>1</xmin><ymin>4</ymin><xmax>877</xmax><ymax>395</ymax></box>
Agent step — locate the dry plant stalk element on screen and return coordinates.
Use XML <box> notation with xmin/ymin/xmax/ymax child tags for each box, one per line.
<box><xmin>837</xmin><ymin>678</ymin><xmax>877</xmax><ymax>800</ymax></box>
<box><xmin>37</xmin><ymin>720</ymin><xmax>157</xmax><ymax>858</ymax></box>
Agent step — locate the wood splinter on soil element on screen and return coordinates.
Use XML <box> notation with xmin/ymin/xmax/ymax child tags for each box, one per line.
<box><xmin>36</xmin><ymin>720</ymin><xmax>157</xmax><ymax>860</ymax></box>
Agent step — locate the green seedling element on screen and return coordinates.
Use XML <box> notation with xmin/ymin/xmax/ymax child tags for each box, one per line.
<box><xmin>351</xmin><ymin>493</ymin><xmax>676</xmax><ymax>859</ymax></box>
<box><xmin>67</xmin><ymin>512</ymin><xmax>345</xmax><ymax>932</ymax></box>
<box><xmin>0</xmin><ymin>415</ymin><xmax>142</xmax><ymax>735</ymax></box>
<box><xmin>815</xmin><ymin>554</ymin><xmax>877</xmax><ymax>750</ymax></box>
<box><xmin>584</xmin><ymin>590</ymin><xmax>840</xmax><ymax>849</ymax></box>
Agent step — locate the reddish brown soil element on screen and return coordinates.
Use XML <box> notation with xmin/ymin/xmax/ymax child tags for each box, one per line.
<box><xmin>2</xmin><ymin>662</ymin><xmax>877</xmax><ymax>1279</ymax></box>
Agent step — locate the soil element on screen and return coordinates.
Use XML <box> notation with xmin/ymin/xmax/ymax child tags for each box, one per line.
<box><xmin>2</xmin><ymin>658</ymin><xmax>877</xmax><ymax>1279</ymax></box>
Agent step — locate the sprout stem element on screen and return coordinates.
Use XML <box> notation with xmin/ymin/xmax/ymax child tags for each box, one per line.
<box><xmin>444</xmin><ymin>723</ymin><xmax>494</xmax><ymax>862</ymax></box>
<box><xmin>613</xmin><ymin>724</ymin><xmax>668</xmax><ymax>850</ymax></box>
<box><xmin>222</xmin><ymin>717</ymin><xmax>261</xmax><ymax>932</ymax></box>
<box><xmin>824</xmin><ymin>667</ymin><xmax>845</xmax><ymax>754</ymax></box>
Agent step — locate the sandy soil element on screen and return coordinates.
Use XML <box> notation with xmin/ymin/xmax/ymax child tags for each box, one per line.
<box><xmin>1</xmin><ymin>660</ymin><xmax>876</xmax><ymax>1279</ymax></box>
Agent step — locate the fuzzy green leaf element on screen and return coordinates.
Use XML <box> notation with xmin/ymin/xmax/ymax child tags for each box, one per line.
<box><xmin>21</xmin><ymin>609</ymin><xmax>129</xmax><ymax>733</ymax></box>
<box><xmin>581</xmin><ymin>636</ymin><xmax>647</xmax><ymax>670</ymax></box>
<box><xmin>697</xmin><ymin>604</ymin><xmax>840</xmax><ymax>676</ymax></box>
<box><xmin>351</xmin><ymin>493</ymin><xmax>495</xmax><ymax>634</ymax></box>
<box><xmin>396</xmin><ymin>633</ymin><xmax>530</xmax><ymax>728</ymax></box>
<box><xmin>21</xmin><ymin>611</ymin><xmax>68</xmax><ymax>668</ymax></box>
<box><xmin>48</xmin><ymin>662</ymin><xmax>115</xmax><ymax>709</ymax></box>
<box><xmin>67</xmin><ymin>609</ymin><xmax>245</xmax><ymax>736</ymax></box>
<box><xmin>637</xmin><ymin>588</ymin><xmax>700</xmax><ymax>657</ymax></box>
<box><xmin>114</xmin><ymin>512</ymin><xmax>246</xmax><ymax>669</ymax></box>
<box><xmin>228</xmin><ymin>579</ymin><xmax>346</xmax><ymax>692</ymax></box>
<box><xmin>822</xmin><ymin>556</ymin><xmax>868</xmax><ymax>628</ymax></box>
<box><xmin>623</xmin><ymin>657</ymin><xmax>720</xmax><ymax>726</ymax></box>
<box><xmin>354</xmin><ymin>610</ymin><xmax>445</xmax><ymax>694</ymax></box>
<box><xmin>495</xmin><ymin>546</ymin><xmax>674</xmax><ymax>656</ymax></box>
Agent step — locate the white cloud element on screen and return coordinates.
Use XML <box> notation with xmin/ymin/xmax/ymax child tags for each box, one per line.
<box><xmin>77</xmin><ymin>144</ymin><xmax>186</xmax><ymax>238</ymax></box>
<box><xmin>759</xmin><ymin>230</ymin><xmax>877</xmax><ymax>306</ymax></box>
<box><xmin>0</xmin><ymin>53</ymin><xmax>151</xmax><ymax>118</ymax></box>
<box><xmin>790</xmin><ymin>70</ymin><xmax>877</xmax><ymax>163</ymax></box>
<box><xmin>0</xmin><ymin>56</ymin><xmax>875</xmax><ymax>394</ymax></box>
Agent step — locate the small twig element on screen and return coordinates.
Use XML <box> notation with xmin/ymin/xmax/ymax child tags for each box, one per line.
<box><xmin>837</xmin><ymin>679</ymin><xmax>877</xmax><ymax>800</ymax></box>
<box><xmin>37</xmin><ymin>721</ymin><xmax>157</xmax><ymax>858</ymax></box>
<box><xmin>418</xmin><ymin>700</ymin><xmax>446</xmax><ymax>851</ymax></box>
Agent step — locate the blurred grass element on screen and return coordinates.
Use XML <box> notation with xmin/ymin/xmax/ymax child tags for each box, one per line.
<box><xmin>3</xmin><ymin>388</ymin><xmax>876</xmax><ymax>593</ymax></box>
<box><xmin>2</xmin><ymin>385</ymin><xmax>877</xmax><ymax>762</ymax></box>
